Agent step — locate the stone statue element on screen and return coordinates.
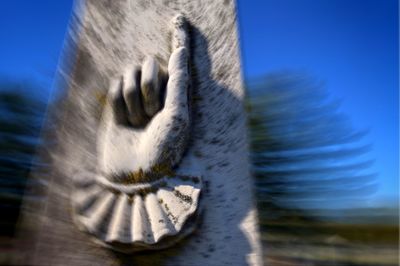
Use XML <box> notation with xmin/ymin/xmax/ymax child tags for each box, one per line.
<box><xmin>72</xmin><ymin>15</ymin><xmax>203</xmax><ymax>253</ymax></box>
<box><xmin>16</xmin><ymin>1</ymin><xmax>263</xmax><ymax>265</ymax></box>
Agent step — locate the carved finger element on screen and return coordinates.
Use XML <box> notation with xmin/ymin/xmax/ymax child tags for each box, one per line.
<box><xmin>122</xmin><ymin>66</ymin><xmax>149</xmax><ymax>127</ymax></box>
<box><xmin>164</xmin><ymin>47</ymin><xmax>189</xmax><ymax>110</ymax></box>
<box><xmin>141</xmin><ymin>56</ymin><xmax>163</xmax><ymax>117</ymax></box>
<box><xmin>171</xmin><ymin>14</ymin><xmax>189</xmax><ymax>51</ymax></box>
<box><xmin>164</xmin><ymin>13</ymin><xmax>190</xmax><ymax>111</ymax></box>
<box><xmin>108</xmin><ymin>77</ymin><xmax>128</xmax><ymax>125</ymax></box>
<box><xmin>143</xmin><ymin>47</ymin><xmax>190</xmax><ymax>168</ymax></box>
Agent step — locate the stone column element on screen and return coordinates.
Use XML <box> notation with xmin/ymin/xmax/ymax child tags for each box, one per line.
<box><xmin>17</xmin><ymin>0</ymin><xmax>262</xmax><ymax>265</ymax></box>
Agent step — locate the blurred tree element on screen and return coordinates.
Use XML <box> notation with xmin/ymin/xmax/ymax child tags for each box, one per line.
<box><xmin>0</xmin><ymin>81</ymin><xmax>47</xmax><ymax>237</ymax></box>
<box><xmin>246</xmin><ymin>72</ymin><xmax>376</xmax><ymax>228</ymax></box>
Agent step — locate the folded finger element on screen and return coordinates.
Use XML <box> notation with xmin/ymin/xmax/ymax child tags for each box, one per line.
<box><xmin>108</xmin><ymin>77</ymin><xmax>128</xmax><ymax>125</ymax></box>
<box><xmin>141</xmin><ymin>56</ymin><xmax>163</xmax><ymax>117</ymax></box>
<box><xmin>123</xmin><ymin>66</ymin><xmax>149</xmax><ymax>127</ymax></box>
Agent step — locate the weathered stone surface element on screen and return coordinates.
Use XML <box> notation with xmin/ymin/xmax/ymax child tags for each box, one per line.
<box><xmin>16</xmin><ymin>0</ymin><xmax>262</xmax><ymax>265</ymax></box>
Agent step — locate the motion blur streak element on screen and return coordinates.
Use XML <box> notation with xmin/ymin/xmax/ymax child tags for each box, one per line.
<box><xmin>0</xmin><ymin>80</ymin><xmax>48</xmax><ymax>264</ymax></box>
<box><xmin>246</xmin><ymin>73</ymin><xmax>398</xmax><ymax>266</ymax></box>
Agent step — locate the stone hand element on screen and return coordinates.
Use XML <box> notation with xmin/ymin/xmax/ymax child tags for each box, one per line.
<box><xmin>97</xmin><ymin>15</ymin><xmax>190</xmax><ymax>183</ymax></box>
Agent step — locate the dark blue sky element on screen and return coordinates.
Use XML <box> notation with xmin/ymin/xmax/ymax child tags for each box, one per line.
<box><xmin>0</xmin><ymin>0</ymin><xmax>398</xmax><ymax>206</ymax></box>
<box><xmin>0</xmin><ymin>0</ymin><xmax>73</xmax><ymax>95</ymax></box>
<box><xmin>237</xmin><ymin>0</ymin><xmax>398</xmax><ymax>206</ymax></box>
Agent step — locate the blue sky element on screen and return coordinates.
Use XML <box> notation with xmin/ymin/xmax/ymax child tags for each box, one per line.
<box><xmin>0</xmin><ymin>0</ymin><xmax>73</xmax><ymax>96</ymax></box>
<box><xmin>0</xmin><ymin>0</ymin><xmax>398</xmax><ymax>207</ymax></box>
<box><xmin>237</xmin><ymin>0</ymin><xmax>398</xmax><ymax>206</ymax></box>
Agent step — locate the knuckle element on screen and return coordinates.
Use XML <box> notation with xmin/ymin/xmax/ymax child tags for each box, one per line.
<box><xmin>109</xmin><ymin>88</ymin><xmax>122</xmax><ymax>103</ymax></box>
<box><xmin>123</xmin><ymin>83</ymin><xmax>138</xmax><ymax>98</ymax></box>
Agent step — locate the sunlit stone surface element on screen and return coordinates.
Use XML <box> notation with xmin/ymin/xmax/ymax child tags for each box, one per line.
<box><xmin>17</xmin><ymin>1</ymin><xmax>262</xmax><ymax>265</ymax></box>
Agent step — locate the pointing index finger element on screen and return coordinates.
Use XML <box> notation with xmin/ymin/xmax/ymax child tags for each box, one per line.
<box><xmin>171</xmin><ymin>14</ymin><xmax>189</xmax><ymax>51</ymax></box>
<box><xmin>164</xmin><ymin>14</ymin><xmax>190</xmax><ymax>110</ymax></box>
